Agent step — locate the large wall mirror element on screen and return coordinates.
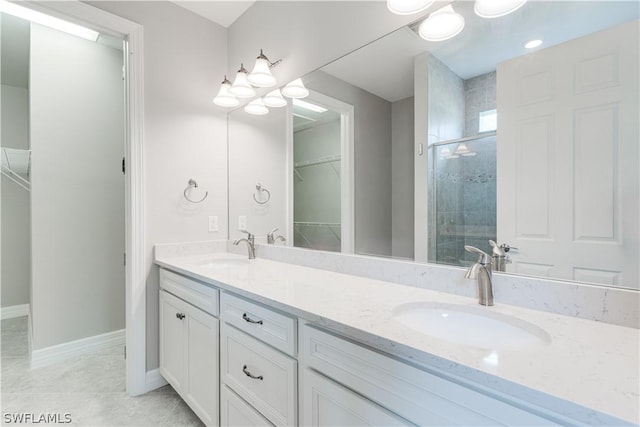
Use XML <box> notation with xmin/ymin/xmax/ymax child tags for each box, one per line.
<box><xmin>228</xmin><ymin>1</ymin><xmax>639</xmax><ymax>290</ymax></box>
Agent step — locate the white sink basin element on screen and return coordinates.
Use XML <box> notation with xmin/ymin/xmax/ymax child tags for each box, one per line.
<box><xmin>392</xmin><ymin>302</ymin><xmax>551</xmax><ymax>350</ymax></box>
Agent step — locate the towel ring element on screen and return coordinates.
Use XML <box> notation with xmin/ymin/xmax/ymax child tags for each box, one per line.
<box><xmin>184</xmin><ymin>178</ymin><xmax>208</xmax><ymax>204</ymax></box>
<box><xmin>252</xmin><ymin>183</ymin><xmax>271</xmax><ymax>205</ymax></box>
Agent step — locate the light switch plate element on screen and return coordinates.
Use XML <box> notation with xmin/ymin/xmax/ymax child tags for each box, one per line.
<box><xmin>208</xmin><ymin>216</ymin><xmax>218</xmax><ymax>232</ymax></box>
<box><xmin>238</xmin><ymin>215</ymin><xmax>247</xmax><ymax>231</ymax></box>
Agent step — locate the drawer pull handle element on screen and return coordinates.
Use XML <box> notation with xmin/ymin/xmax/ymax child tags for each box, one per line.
<box><xmin>242</xmin><ymin>365</ymin><xmax>263</xmax><ymax>380</ymax></box>
<box><xmin>242</xmin><ymin>313</ymin><xmax>263</xmax><ymax>325</ymax></box>
<box><xmin>176</xmin><ymin>313</ymin><xmax>185</xmax><ymax>320</ymax></box>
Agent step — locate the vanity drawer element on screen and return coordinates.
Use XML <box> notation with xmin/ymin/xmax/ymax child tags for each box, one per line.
<box><xmin>221</xmin><ymin>323</ymin><xmax>297</xmax><ymax>427</ymax></box>
<box><xmin>301</xmin><ymin>324</ymin><xmax>560</xmax><ymax>426</ymax></box>
<box><xmin>221</xmin><ymin>385</ymin><xmax>275</xmax><ymax>427</ymax></box>
<box><xmin>220</xmin><ymin>292</ymin><xmax>296</xmax><ymax>356</ymax></box>
<box><xmin>160</xmin><ymin>268</ymin><xmax>219</xmax><ymax>316</ymax></box>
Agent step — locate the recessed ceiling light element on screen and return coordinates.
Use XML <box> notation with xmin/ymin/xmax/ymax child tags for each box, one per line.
<box><xmin>474</xmin><ymin>0</ymin><xmax>528</xmax><ymax>19</ymax></box>
<box><xmin>418</xmin><ymin>5</ymin><xmax>465</xmax><ymax>42</ymax></box>
<box><xmin>524</xmin><ymin>39</ymin><xmax>543</xmax><ymax>49</ymax></box>
<box><xmin>386</xmin><ymin>0</ymin><xmax>434</xmax><ymax>15</ymax></box>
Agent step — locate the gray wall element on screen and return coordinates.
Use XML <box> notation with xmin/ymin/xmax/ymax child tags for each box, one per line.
<box><xmin>307</xmin><ymin>71</ymin><xmax>392</xmax><ymax>257</ymax></box>
<box><xmin>30</xmin><ymin>24</ymin><xmax>125</xmax><ymax>349</ymax></box>
<box><xmin>464</xmin><ymin>71</ymin><xmax>497</xmax><ymax>137</ymax></box>
<box><xmin>1</xmin><ymin>84</ymin><xmax>30</xmax><ymax>309</ymax></box>
<box><xmin>294</xmin><ymin>119</ymin><xmax>341</xmax><ymax>252</ymax></box>
<box><xmin>92</xmin><ymin>1</ymin><xmax>229</xmax><ymax>370</ymax></box>
<box><xmin>391</xmin><ymin>97</ymin><xmax>414</xmax><ymax>259</ymax></box>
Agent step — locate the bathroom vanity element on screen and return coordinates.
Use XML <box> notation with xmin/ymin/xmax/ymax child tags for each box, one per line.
<box><xmin>154</xmin><ymin>250</ymin><xmax>638</xmax><ymax>427</ymax></box>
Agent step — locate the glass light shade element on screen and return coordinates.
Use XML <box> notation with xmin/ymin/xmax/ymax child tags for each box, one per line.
<box><xmin>418</xmin><ymin>5</ymin><xmax>465</xmax><ymax>42</ymax></box>
<box><xmin>386</xmin><ymin>0</ymin><xmax>434</xmax><ymax>15</ymax></box>
<box><xmin>281</xmin><ymin>78</ymin><xmax>309</xmax><ymax>99</ymax></box>
<box><xmin>524</xmin><ymin>39</ymin><xmax>542</xmax><ymax>49</ymax></box>
<box><xmin>263</xmin><ymin>89</ymin><xmax>288</xmax><ymax>108</ymax></box>
<box><xmin>229</xmin><ymin>65</ymin><xmax>256</xmax><ymax>98</ymax></box>
<box><xmin>248</xmin><ymin>56</ymin><xmax>277</xmax><ymax>88</ymax></box>
<box><xmin>244</xmin><ymin>98</ymin><xmax>269</xmax><ymax>115</ymax></box>
<box><xmin>474</xmin><ymin>0</ymin><xmax>527</xmax><ymax>18</ymax></box>
<box><xmin>213</xmin><ymin>77</ymin><xmax>240</xmax><ymax>107</ymax></box>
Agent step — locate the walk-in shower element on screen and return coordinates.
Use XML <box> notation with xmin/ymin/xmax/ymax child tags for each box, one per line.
<box><xmin>428</xmin><ymin>133</ymin><xmax>497</xmax><ymax>266</ymax></box>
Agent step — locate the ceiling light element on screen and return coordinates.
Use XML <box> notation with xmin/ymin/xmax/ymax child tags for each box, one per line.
<box><xmin>244</xmin><ymin>98</ymin><xmax>269</xmax><ymax>115</ymax></box>
<box><xmin>418</xmin><ymin>5</ymin><xmax>465</xmax><ymax>42</ymax></box>
<box><xmin>524</xmin><ymin>39</ymin><xmax>543</xmax><ymax>49</ymax></box>
<box><xmin>247</xmin><ymin>49</ymin><xmax>281</xmax><ymax>88</ymax></box>
<box><xmin>0</xmin><ymin>0</ymin><xmax>99</xmax><ymax>41</ymax></box>
<box><xmin>292</xmin><ymin>98</ymin><xmax>327</xmax><ymax>113</ymax></box>
<box><xmin>281</xmin><ymin>78</ymin><xmax>310</xmax><ymax>99</ymax></box>
<box><xmin>474</xmin><ymin>0</ymin><xmax>527</xmax><ymax>18</ymax></box>
<box><xmin>212</xmin><ymin>76</ymin><xmax>240</xmax><ymax>108</ymax></box>
<box><xmin>386</xmin><ymin>0</ymin><xmax>434</xmax><ymax>15</ymax></box>
<box><xmin>263</xmin><ymin>89</ymin><xmax>288</xmax><ymax>108</ymax></box>
<box><xmin>454</xmin><ymin>143</ymin><xmax>477</xmax><ymax>157</ymax></box>
<box><xmin>229</xmin><ymin>64</ymin><xmax>256</xmax><ymax>98</ymax></box>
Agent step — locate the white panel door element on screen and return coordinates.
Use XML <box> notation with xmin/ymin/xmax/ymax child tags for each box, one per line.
<box><xmin>497</xmin><ymin>21</ymin><xmax>639</xmax><ymax>287</ymax></box>
<box><xmin>159</xmin><ymin>290</ymin><xmax>187</xmax><ymax>392</ymax></box>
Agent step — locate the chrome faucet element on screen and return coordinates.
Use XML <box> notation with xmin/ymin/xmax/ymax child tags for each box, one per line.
<box><xmin>234</xmin><ymin>230</ymin><xmax>256</xmax><ymax>259</ymax></box>
<box><xmin>267</xmin><ymin>227</ymin><xmax>286</xmax><ymax>245</ymax></box>
<box><xmin>489</xmin><ymin>240</ymin><xmax>515</xmax><ymax>272</ymax></box>
<box><xmin>464</xmin><ymin>245</ymin><xmax>494</xmax><ymax>306</ymax></box>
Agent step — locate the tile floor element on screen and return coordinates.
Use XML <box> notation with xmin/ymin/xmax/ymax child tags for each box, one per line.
<box><xmin>1</xmin><ymin>317</ymin><xmax>204</xmax><ymax>426</ymax></box>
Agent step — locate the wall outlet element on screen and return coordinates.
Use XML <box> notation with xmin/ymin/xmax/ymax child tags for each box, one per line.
<box><xmin>208</xmin><ymin>216</ymin><xmax>218</xmax><ymax>232</ymax></box>
<box><xmin>238</xmin><ymin>215</ymin><xmax>247</xmax><ymax>231</ymax></box>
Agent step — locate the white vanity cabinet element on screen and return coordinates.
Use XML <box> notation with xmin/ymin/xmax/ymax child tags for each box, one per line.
<box><xmin>159</xmin><ymin>269</ymin><xmax>220</xmax><ymax>426</ymax></box>
<box><xmin>220</xmin><ymin>292</ymin><xmax>298</xmax><ymax>427</ymax></box>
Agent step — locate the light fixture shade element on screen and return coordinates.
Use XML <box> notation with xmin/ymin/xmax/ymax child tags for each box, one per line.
<box><xmin>386</xmin><ymin>0</ymin><xmax>434</xmax><ymax>15</ymax></box>
<box><xmin>248</xmin><ymin>55</ymin><xmax>277</xmax><ymax>88</ymax></box>
<box><xmin>474</xmin><ymin>0</ymin><xmax>527</xmax><ymax>18</ymax></box>
<box><xmin>418</xmin><ymin>5</ymin><xmax>465</xmax><ymax>42</ymax></box>
<box><xmin>229</xmin><ymin>64</ymin><xmax>256</xmax><ymax>98</ymax></box>
<box><xmin>281</xmin><ymin>78</ymin><xmax>309</xmax><ymax>99</ymax></box>
<box><xmin>263</xmin><ymin>89</ymin><xmax>288</xmax><ymax>108</ymax></box>
<box><xmin>524</xmin><ymin>39</ymin><xmax>543</xmax><ymax>49</ymax></box>
<box><xmin>213</xmin><ymin>76</ymin><xmax>240</xmax><ymax>107</ymax></box>
<box><xmin>244</xmin><ymin>98</ymin><xmax>269</xmax><ymax>115</ymax></box>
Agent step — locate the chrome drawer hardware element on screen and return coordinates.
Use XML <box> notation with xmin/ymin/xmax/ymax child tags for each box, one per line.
<box><xmin>242</xmin><ymin>313</ymin><xmax>263</xmax><ymax>325</ymax></box>
<box><xmin>242</xmin><ymin>365</ymin><xmax>264</xmax><ymax>380</ymax></box>
<box><xmin>176</xmin><ymin>313</ymin><xmax>186</xmax><ymax>320</ymax></box>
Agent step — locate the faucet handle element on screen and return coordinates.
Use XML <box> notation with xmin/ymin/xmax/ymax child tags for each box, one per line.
<box><xmin>464</xmin><ymin>245</ymin><xmax>492</xmax><ymax>265</ymax></box>
<box><xmin>268</xmin><ymin>227</ymin><xmax>278</xmax><ymax>236</ymax></box>
<box><xmin>240</xmin><ymin>229</ymin><xmax>255</xmax><ymax>240</ymax></box>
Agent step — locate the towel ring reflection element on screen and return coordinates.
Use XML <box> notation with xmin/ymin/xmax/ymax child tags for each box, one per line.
<box><xmin>184</xmin><ymin>178</ymin><xmax>208</xmax><ymax>204</ymax></box>
<box><xmin>253</xmin><ymin>183</ymin><xmax>271</xmax><ymax>205</ymax></box>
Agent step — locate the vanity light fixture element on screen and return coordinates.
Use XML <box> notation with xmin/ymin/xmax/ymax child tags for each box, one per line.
<box><xmin>229</xmin><ymin>64</ymin><xmax>256</xmax><ymax>98</ymax></box>
<box><xmin>281</xmin><ymin>78</ymin><xmax>310</xmax><ymax>99</ymax></box>
<box><xmin>418</xmin><ymin>5</ymin><xmax>465</xmax><ymax>42</ymax></box>
<box><xmin>474</xmin><ymin>0</ymin><xmax>527</xmax><ymax>18</ymax></box>
<box><xmin>524</xmin><ymin>39</ymin><xmax>543</xmax><ymax>49</ymax></box>
<box><xmin>213</xmin><ymin>76</ymin><xmax>240</xmax><ymax>107</ymax></box>
<box><xmin>292</xmin><ymin>98</ymin><xmax>327</xmax><ymax>113</ymax></box>
<box><xmin>263</xmin><ymin>89</ymin><xmax>288</xmax><ymax>108</ymax></box>
<box><xmin>454</xmin><ymin>143</ymin><xmax>477</xmax><ymax>157</ymax></box>
<box><xmin>386</xmin><ymin>0</ymin><xmax>434</xmax><ymax>15</ymax></box>
<box><xmin>244</xmin><ymin>98</ymin><xmax>269</xmax><ymax>115</ymax></box>
<box><xmin>0</xmin><ymin>0</ymin><xmax>99</xmax><ymax>41</ymax></box>
<box><xmin>247</xmin><ymin>50</ymin><xmax>282</xmax><ymax>88</ymax></box>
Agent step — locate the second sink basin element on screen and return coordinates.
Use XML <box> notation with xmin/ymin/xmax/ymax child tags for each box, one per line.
<box><xmin>392</xmin><ymin>302</ymin><xmax>551</xmax><ymax>351</ymax></box>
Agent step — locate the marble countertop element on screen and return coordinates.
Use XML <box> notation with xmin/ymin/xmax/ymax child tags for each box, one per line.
<box><xmin>155</xmin><ymin>252</ymin><xmax>639</xmax><ymax>425</ymax></box>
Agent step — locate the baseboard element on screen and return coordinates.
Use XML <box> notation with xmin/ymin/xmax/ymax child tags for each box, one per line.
<box><xmin>1</xmin><ymin>304</ymin><xmax>30</xmax><ymax>320</ymax></box>
<box><xmin>146</xmin><ymin>368</ymin><xmax>168</xmax><ymax>392</ymax></box>
<box><xmin>31</xmin><ymin>328</ymin><xmax>125</xmax><ymax>369</ymax></box>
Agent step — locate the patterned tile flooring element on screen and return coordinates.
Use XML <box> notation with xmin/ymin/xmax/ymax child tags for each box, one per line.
<box><xmin>1</xmin><ymin>317</ymin><xmax>203</xmax><ymax>426</ymax></box>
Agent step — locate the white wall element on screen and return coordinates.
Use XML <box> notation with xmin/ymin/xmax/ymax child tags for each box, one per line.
<box><xmin>1</xmin><ymin>85</ymin><xmax>30</xmax><ymax>308</ymax></box>
<box><xmin>91</xmin><ymin>1</ymin><xmax>229</xmax><ymax>370</ymax></box>
<box><xmin>228</xmin><ymin>107</ymin><xmax>288</xmax><ymax>243</ymax></box>
<box><xmin>391</xmin><ymin>97</ymin><xmax>414</xmax><ymax>259</ymax></box>
<box><xmin>227</xmin><ymin>1</ymin><xmax>435</xmax><ymax>99</ymax></box>
<box><xmin>30</xmin><ymin>24</ymin><xmax>125</xmax><ymax>349</ymax></box>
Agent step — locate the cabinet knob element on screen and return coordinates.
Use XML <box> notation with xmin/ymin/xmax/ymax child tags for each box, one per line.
<box><xmin>242</xmin><ymin>313</ymin><xmax>263</xmax><ymax>325</ymax></box>
<box><xmin>176</xmin><ymin>313</ymin><xmax>185</xmax><ymax>320</ymax></box>
<box><xmin>242</xmin><ymin>365</ymin><xmax>263</xmax><ymax>380</ymax></box>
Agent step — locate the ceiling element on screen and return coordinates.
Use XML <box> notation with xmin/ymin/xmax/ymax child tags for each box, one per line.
<box><xmin>169</xmin><ymin>1</ymin><xmax>255</xmax><ymax>28</ymax></box>
<box><xmin>321</xmin><ymin>1</ymin><xmax>640</xmax><ymax>103</ymax></box>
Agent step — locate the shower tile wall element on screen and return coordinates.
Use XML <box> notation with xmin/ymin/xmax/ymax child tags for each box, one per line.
<box><xmin>428</xmin><ymin>68</ymin><xmax>497</xmax><ymax>266</ymax></box>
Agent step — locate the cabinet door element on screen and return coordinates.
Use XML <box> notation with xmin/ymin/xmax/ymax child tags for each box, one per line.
<box><xmin>221</xmin><ymin>385</ymin><xmax>274</xmax><ymax>427</ymax></box>
<box><xmin>184</xmin><ymin>302</ymin><xmax>219</xmax><ymax>426</ymax></box>
<box><xmin>159</xmin><ymin>290</ymin><xmax>187</xmax><ymax>392</ymax></box>
<box><xmin>302</xmin><ymin>369</ymin><xmax>413</xmax><ymax>427</ymax></box>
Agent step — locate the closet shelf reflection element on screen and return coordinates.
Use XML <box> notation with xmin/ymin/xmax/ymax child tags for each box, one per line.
<box><xmin>294</xmin><ymin>154</ymin><xmax>341</xmax><ymax>168</ymax></box>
